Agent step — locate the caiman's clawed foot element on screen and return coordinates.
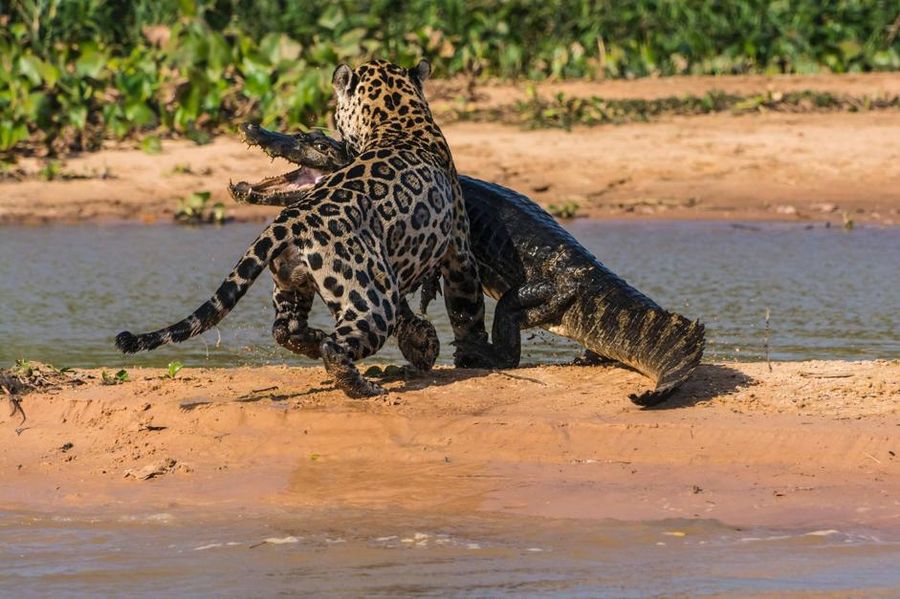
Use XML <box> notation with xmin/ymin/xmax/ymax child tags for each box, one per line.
<box><xmin>629</xmin><ymin>387</ymin><xmax>677</xmax><ymax>408</ymax></box>
<box><xmin>572</xmin><ymin>349</ymin><xmax>617</xmax><ymax>366</ymax></box>
<box><xmin>452</xmin><ymin>338</ymin><xmax>508</xmax><ymax>369</ymax></box>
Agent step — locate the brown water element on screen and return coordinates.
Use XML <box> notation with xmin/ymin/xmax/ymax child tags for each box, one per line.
<box><xmin>1</xmin><ymin>221</ymin><xmax>898</xmax><ymax>369</ymax></box>
<box><xmin>2</xmin><ymin>508</ymin><xmax>899</xmax><ymax>597</ymax></box>
<box><xmin>3</xmin><ymin>220</ymin><xmax>900</xmax><ymax>596</ymax></box>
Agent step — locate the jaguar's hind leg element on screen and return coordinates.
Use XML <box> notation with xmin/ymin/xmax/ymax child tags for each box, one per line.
<box><xmin>271</xmin><ymin>280</ymin><xmax>327</xmax><ymax>359</ymax></box>
<box><xmin>395</xmin><ymin>299</ymin><xmax>439</xmax><ymax>371</ymax></box>
<box><xmin>316</xmin><ymin>248</ymin><xmax>400</xmax><ymax>398</ymax></box>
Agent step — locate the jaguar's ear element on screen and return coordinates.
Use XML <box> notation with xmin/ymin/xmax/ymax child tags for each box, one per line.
<box><xmin>409</xmin><ymin>60</ymin><xmax>431</xmax><ymax>86</ymax></box>
<box><xmin>332</xmin><ymin>64</ymin><xmax>356</xmax><ymax>98</ymax></box>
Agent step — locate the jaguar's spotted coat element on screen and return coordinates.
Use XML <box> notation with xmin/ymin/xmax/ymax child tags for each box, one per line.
<box><xmin>115</xmin><ymin>59</ymin><xmax>490</xmax><ymax>397</ymax></box>
<box><xmin>232</xmin><ymin>123</ymin><xmax>441</xmax><ymax>373</ymax></box>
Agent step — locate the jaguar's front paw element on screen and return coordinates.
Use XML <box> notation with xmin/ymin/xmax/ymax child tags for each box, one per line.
<box><xmin>396</xmin><ymin>317</ymin><xmax>440</xmax><ymax>372</ymax></box>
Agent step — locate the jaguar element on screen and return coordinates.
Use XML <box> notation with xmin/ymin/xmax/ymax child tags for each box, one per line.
<box><xmin>115</xmin><ymin>59</ymin><xmax>492</xmax><ymax>397</ymax></box>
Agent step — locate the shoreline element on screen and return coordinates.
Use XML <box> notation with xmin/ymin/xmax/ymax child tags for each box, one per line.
<box><xmin>3</xmin><ymin>360</ymin><xmax>897</xmax><ymax>531</ymax></box>
<box><xmin>2</xmin><ymin>73</ymin><xmax>899</xmax><ymax>228</ymax></box>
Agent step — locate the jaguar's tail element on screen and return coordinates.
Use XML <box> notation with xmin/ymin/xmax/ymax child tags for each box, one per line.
<box><xmin>115</xmin><ymin>226</ymin><xmax>285</xmax><ymax>353</ymax></box>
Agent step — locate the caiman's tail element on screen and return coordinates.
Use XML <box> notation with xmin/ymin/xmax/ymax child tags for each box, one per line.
<box><xmin>573</xmin><ymin>293</ymin><xmax>705</xmax><ymax>407</ymax></box>
<box><xmin>115</xmin><ymin>226</ymin><xmax>285</xmax><ymax>353</ymax></box>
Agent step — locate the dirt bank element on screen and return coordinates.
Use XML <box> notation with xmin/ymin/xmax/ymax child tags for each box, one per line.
<box><xmin>1</xmin><ymin>73</ymin><xmax>898</xmax><ymax>226</ymax></box>
<box><xmin>3</xmin><ymin>360</ymin><xmax>897</xmax><ymax>530</ymax></box>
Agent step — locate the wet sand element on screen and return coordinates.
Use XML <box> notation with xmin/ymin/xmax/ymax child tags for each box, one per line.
<box><xmin>3</xmin><ymin>360</ymin><xmax>897</xmax><ymax>531</ymax></box>
<box><xmin>2</xmin><ymin>72</ymin><xmax>899</xmax><ymax>226</ymax></box>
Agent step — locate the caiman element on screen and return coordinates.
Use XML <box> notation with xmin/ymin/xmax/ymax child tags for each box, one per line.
<box><xmin>231</xmin><ymin>124</ymin><xmax>705</xmax><ymax>406</ymax></box>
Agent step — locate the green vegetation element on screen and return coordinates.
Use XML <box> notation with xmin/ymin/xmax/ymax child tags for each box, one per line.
<box><xmin>457</xmin><ymin>89</ymin><xmax>900</xmax><ymax>129</ymax></box>
<box><xmin>174</xmin><ymin>190</ymin><xmax>230</xmax><ymax>225</ymax></box>
<box><xmin>100</xmin><ymin>368</ymin><xmax>129</xmax><ymax>385</ymax></box>
<box><xmin>547</xmin><ymin>200</ymin><xmax>581</xmax><ymax>219</ymax></box>
<box><xmin>166</xmin><ymin>360</ymin><xmax>184</xmax><ymax>379</ymax></box>
<box><xmin>2</xmin><ymin>1</ymin><xmax>898</xmax><ymax>156</ymax></box>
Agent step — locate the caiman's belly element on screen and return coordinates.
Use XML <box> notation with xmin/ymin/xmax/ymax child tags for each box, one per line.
<box><xmin>544</xmin><ymin>323</ymin><xmax>571</xmax><ymax>337</ymax></box>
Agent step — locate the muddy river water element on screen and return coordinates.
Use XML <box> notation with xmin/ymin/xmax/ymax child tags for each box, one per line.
<box><xmin>2</xmin><ymin>508</ymin><xmax>899</xmax><ymax>597</ymax></box>
<box><xmin>2</xmin><ymin>219</ymin><xmax>899</xmax><ymax>596</ymax></box>
<box><xmin>2</xmin><ymin>220</ymin><xmax>898</xmax><ymax>368</ymax></box>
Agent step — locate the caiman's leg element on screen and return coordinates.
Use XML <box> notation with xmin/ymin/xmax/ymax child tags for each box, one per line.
<box><xmin>394</xmin><ymin>299</ymin><xmax>440</xmax><ymax>371</ymax></box>
<box><xmin>272</xmin><ymin>279</ymin><xmax>328</xmax><ymax>359</ymax></box>
<box><xmin>492</xmin><ymin>280</ymin><xmax>579</xmax><ymax>368</ymax></box>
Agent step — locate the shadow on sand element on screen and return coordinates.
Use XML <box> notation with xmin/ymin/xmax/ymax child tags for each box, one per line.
<box><xmin>643</xmin><ymin>363</ymin><xmax>755</xmax><ymax>410</ymax></box>
<box><xmin>199</xmin><ymin>362</ymin><xmax>752</xmax><ymax>408</ymax></box>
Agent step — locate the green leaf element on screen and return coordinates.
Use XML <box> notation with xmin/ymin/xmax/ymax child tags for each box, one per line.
<box><xmin>141</xmin><ymin>136</ymin><xmax>162</xmax><ymax>154</ymax></box>
<box><xmin>69</xmin><ymin>105</ymin><xmax>88</xmax><ymax>130</ymax></box>
<box><xmin>317</xmin><ymin>5</ymin><xmax>344</xmax><ymax>30</ymax></box>
<box><xmin>260</xmin><ymin>33</ymin><xmax>302</xmax><ymax>64</ymax></box>
<box><xmin>186</xmin><ymin>190</ymin><xmax>211</xmax><ymax>210</ymax></box>
<box><xmin>125</xmin><ymin>101</ymin><xmax>156</xmax><ymax>127</ymax></box>
<box><xmin>75</xmin><ymin>43</ymin><xmax>108</xmax><ymax>79</ymax></box>
<box><xmin>17</xmin><ymin>55</ymin><xmax>43</xmax><ymax>86</ymax></box>
<box><xmin>166</xmin><ymin>361</ymin><xmax>184</xmax><ymax>379</ymax></box>
<box><xmin>0</xmin><ymin>121</ymin><xmax>29</xmax><ymax>152</ymax></box>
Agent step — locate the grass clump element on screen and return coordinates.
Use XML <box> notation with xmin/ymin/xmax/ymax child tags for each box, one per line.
<box><xmin>174</xmin><ymin>191</ymin><xmax>230</xmax><ymax>225</ymax></box>
<box><xmin>100</xmin><ymin>369</ymin><xmax>129</xmax><ymax>385</ymax></box>
<box><xmin>547</xmin><ymin>200</ymin><xmax>580</xmax><ymax>219</ymax></box>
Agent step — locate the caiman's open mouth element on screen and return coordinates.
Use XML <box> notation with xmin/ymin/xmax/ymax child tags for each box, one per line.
<box><xmin>229</xmin><ymin>166</ymin><xmax>326</xmax><ymax>202</ymax></box>
<box><xmin>229</xmin><ymin>123</ymin><xmax>326</xmax><ymax>203</ymax></box>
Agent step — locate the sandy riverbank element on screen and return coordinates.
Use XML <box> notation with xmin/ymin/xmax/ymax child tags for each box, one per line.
<box><xmin>1</xmin><ymin>73</ymin><xmax>898</xmax><ymax>226</ymax></box>
<box><xmin>2</xmin><ymin>360</ymin><xmax>897</xmax><ymax>531</ymax></box>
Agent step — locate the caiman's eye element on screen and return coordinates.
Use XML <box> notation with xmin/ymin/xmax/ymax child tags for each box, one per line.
<box><xmin>314</xmin><ymin>142</ymin><xmax>328</xmax><ymax>152</ymax></box>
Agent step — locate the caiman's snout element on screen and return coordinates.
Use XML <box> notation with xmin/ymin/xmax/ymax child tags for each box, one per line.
<box><xmin>238</xmin><ymin>122</ymin><xmax>262</xmax><ymax>145</ymax></box>
<box><xmin>239</xmin><ymin>122</ymin><xmax>300</xmax><ymax>157</ymax></box>
<box><xmin>229</xmin><ymin>180</ymin><xmax>252</xmax><ymax>202</ymax></box>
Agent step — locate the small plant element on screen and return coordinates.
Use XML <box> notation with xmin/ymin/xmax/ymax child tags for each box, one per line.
<box><xmin>166</xmin><ymin>361</ymin><xmax>184</xmax><ymax>379</ymax></box>
<box><xmin>171</xmin><ymin>163</ymin><xmax>193</xmax><ymax>174</ymax></box>
<box><xmin>13</xmin><ymin>359</ymin><xmax>35</xmax><ymax>377</ymax></box>
<box><xmin>842</xmin><ymin>211</ymin><xmax>855</xmax><ymax>231</ymax></box>
<box><xmin>140</xmin><ymin>136</ymin><xmax>163</xmax><ymax>155</ymax></box>
<box><xmin>38</xmin><ymin>160</ymin><xmax>62</xmax><ymax>181</ymax></box>
<box><xmin>174</xmin><ymin>191</ymin><xmax>230</xmax><ymax>225</ymax></box>
<box><xmin>36</xmin><ymin>160</ymin><xmax>92</xmax><ymax>182</ymax></box>
<box><xmin>101</xmin><ymin>369</ymin><xmax>129</xmax><ymax>385</ymax></box>
<box><xmin>547</xmin><ymin>201</ymin><xmax>580</xmax><ymax>219</ymax></box>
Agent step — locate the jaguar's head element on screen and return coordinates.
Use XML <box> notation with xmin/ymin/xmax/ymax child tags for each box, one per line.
<box><xmin>331</xmin><ymin>59</ymin><xmax>433</xmax><ymax>151</ymax></box>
